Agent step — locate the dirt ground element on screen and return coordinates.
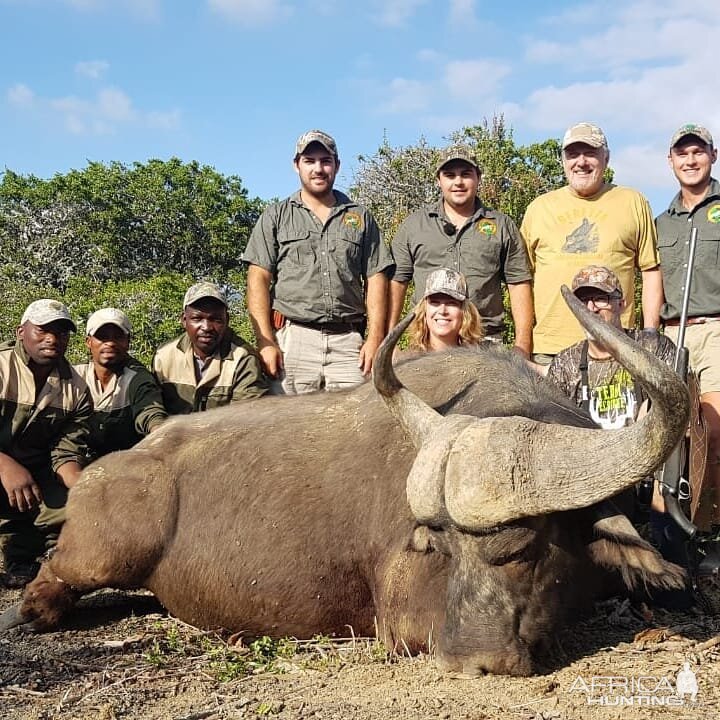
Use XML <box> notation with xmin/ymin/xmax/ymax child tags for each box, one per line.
<box><xmin>1</xmin><ymin>587</ymin><xmax>719</xmax><ymax>720</ymax></box>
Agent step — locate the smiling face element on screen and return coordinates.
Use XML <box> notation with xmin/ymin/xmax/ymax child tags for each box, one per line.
<box><xmin>86</xmin><ymin>324</ymin><xmax>130</xmax><ymax>369</ymax></box>
<box><xmin>182</xmin><ymin>298</ymin><xmax>229</xmax><ymax>360</ymax></box>
<box><xmin>669</xmin><ymin>137</ymin><xmax>717</xmax><ymax>194</ymax></box>
<box><xmin>562</xmin><ymin>142</ymin><xmax>608</xmax><ymax>198</ymax></box>
<box><xmin>294</xmin><ymin>143</ymin><xmax>339</xmax><ymax>200</ymax></box>
<box><xmin>425</xmin><ymin>293</ymin><xmax>465</xmax><ymax>349</ymax></box>
<box><xmin>18</xmin><ymin>320</ymin><xmax>72</xmax><ymax>366</ymax></box>
<box><xmin>437</xmin><ymin>160</ymin><xmax>480</xmax><ymax>213</ymax></box>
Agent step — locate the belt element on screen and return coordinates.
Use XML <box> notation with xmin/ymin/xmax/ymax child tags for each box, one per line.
<box><xmin>289</xmin><ymin>319</ymin><xmax>362</xmax><ymax>334</ymax></box>
<box><xmin>664</xmin><ymin>314</ymin><xmax>720</xmax><ymax>327</ymax></box>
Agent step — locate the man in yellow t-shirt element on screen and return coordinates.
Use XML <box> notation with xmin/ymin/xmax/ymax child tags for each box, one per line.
<box><xmin>521</xmin><ymin>122</ymin><xmax>663</xmax><ymax>362</ymax></box>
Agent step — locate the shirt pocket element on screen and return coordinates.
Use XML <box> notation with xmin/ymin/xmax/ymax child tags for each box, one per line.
<box><xmin>460</xmin><ymin>232</ymin><xmax>503</xmax><ymax>276</ymax></box>
<box><xmin>277</xmin><ymin>230</ymin><xmax>314</xmax><ymax>266</ymax></box>
<box><xmin>656</xmin><ymin>232</ymin><xmax>683</xmax><ymax>271</ymax></box>
<box><xmin>698</xmin><ymin>229</ymin><xmax>720</xmax><ymax>266</ymax></box>
<box><xmin>333</xmin><ymin>229</ymin><xmax>364</xmax><ymax>280</ymax></box>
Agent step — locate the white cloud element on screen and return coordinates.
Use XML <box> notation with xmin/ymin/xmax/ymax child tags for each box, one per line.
<box><xmin>444</xmin><ymin>60</ymin><xmax>511</xmax><ymax>100</ymax></box>
<box><xmin>75</xmin><ymin>60</ymin><xmax>109</xmax><ymax>79</ymax></box>
<box><xmin>7</xmin><ymin>83</ymin><xmax>34</xmax><ymax>107</ymax></box>
<box><xmin>207</xmin><ymin>0</ymin><xmax>293</xmax><ymax>26</ymax></box>
<box><xmin>379</xmin><ymin>78</ymin><xmax>431</xmax><ymax>114</ymax></box>
<box><xmin>372</xmin><ymin>0</ymin><xmax>428</xmax><ymax>28</ymax></box>
<box><xmin>13</xmin><ymin>82</ymin><xmax>179</xmax><ymax>136</ymax></box>
<box><xmin>449</xmin><ymin>0</ymin><xmax>476</xmax><ymax>29</ymax></box>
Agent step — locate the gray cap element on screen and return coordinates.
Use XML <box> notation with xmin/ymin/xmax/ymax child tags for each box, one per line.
<box><xmin>21</xmin><ymin>299</ymin><xmax>76</xmax><ymax>331</ymax></box>
<box><xmin>670</xmin><ymin>123</ymin><xmax>714</xmax><ymax>149</ymax></box>
<box><xmin>436</xmin><ymin>145</ymin><xmax>480</xmax><ymax>175</ymax></box>
<box><xmin>183</xmin><ymin>281</ymin><xmax>228</xmax><ymax>308</ymax></box>
<box><xmin>423</xmin><ymin>268</ymin><xmax>468</xmax><ymax>301</ymax></box>
<box><xmin>86</xmin><ymin>308</ymin><xmax>131</xmax><ymax>337</ymax></box>
<box><xmin>562</xmin><ymin>122</ymin><xmax>608</xmax><ymax>150</ymax></box>
<box><xmin>294</xmin><ymin>130</ymin><xmax>338</xmax><ymax>159</ymax></box>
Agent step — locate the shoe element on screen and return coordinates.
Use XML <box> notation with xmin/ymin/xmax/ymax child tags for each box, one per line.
<box><xmin>0</xmin><ymin>561</ymin><xmax>40</xmax><ymax>589</ymax></box>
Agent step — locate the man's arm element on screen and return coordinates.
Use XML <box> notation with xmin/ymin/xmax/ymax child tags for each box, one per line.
<box><xmin>641</xmin><ymin>265</ymin><xmax>663</xmax><ymax>329</ymax></box>
<box><xmin>388</xmin><ymin>280</ymin><xmax>409</xmax><ymax>331</ymax></box>
<box><xmin>56</xmin><ymin>461</ymin><xmax>84</xmax><ymax>489</ymax></box>
<box><xmin>0</xmin><ymin>452</ymin><xmax>42</xmax><ymax>511</ymax></box>
<box><xmin>358</xmin><ymin>272</ymin><xmax>389</xmax><ymax>376</ymax></box>
<box><xmin>506</xmin><ymin>281</ymin><xmax>534</xmax><ymax>358</ymax></box>
<box><xmin>230</xmin><ymin>348</ymin><xmax>270</xmax><ymax>403</ymax></box>
<box><xmin>246</xmin><ymin>264</ymin><xmax>283</xmax><ymax>378</ymax></box>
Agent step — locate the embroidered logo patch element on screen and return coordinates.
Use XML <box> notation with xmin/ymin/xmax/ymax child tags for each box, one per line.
<box><xmin>707</xmin><ymin>204</ymin><xmax>720</xmax><ymax>224</ymax></box>
<box><xmin>476</xmin><ymin>219</ymin><xmax>497</xmax><ymax>236</ymax></box>
<box><xmin>343</xmin><ymin>211</ymin><xmax>364</xmax><ymax>230</ymax></box>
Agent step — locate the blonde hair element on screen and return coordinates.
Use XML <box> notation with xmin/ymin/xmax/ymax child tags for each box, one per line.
<box><xmin>406</xmin><ymin>297</ymin><xmax>484</xmax><ymax>352</ymax></box>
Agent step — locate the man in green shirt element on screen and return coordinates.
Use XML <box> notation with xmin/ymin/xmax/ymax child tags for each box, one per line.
<box><xmin>74</xmin><ymin>308</ymin><xmax>167</xmax><ymax>459</ymax></box>
<box><xmin>243</xmin><ymin>130</ymin><xmax>394</xmax><ymax>394</ymax></box>
<box><xmin>153</xmin><ymin>282</ymin><xmax>268</xmax><ymax>413</ymax></box>
<box><xmin>0</xmin><ymin>299</ymin><xmax>92</xmax><ymax>587</ymax></box>
<box><xmin>657</xmin><ymin>123</ymin><xmax>720</xmax><ymax>529</ymax></box>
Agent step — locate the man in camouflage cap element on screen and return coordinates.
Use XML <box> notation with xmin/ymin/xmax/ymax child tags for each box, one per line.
<box><xmin>390</xmin><ymin>143</ymin><xmax>533</xmax><ymax>355</ymax></box>
<box><xmin>75</xmin><ymin>307</ymin><xmax>167</xmax><ymax>459</ymax></box>
<box><xmin>0</xmin><ymin>299</ymin><xmax>92</xmax><ymax>587</ymax></box>
<box><xmin>153</xmin><ymin>281</ymin><xmax>268</xmax><ymax>413</ymax></box>
<box><xmin>243</xmin><ymin>129</ymin><xmax>394</xmax><ymax>394</ymax></box>
<box><xmin>521</xmin><ymin>122</ymin><xmax>663</xmax><ymax>364</ymax></box>
<box><xmin>657</xmin><ymin>123</ymin><xmax>720</xmax><ymax>530</ymax></box>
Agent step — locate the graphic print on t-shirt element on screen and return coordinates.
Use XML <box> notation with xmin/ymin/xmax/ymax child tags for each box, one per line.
<box><xmin>563</xmin><ymin>218</ymin><xmax>600</xmax><ymax>254</ymax></box>
<box><xmin>589</xmin><ymin>367</ymin><xmax>637</xmax><ymax>429</ymax></box>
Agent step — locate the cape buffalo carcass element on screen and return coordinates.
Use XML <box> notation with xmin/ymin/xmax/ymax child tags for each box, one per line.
<box><xmin>0</xmin><ymin>290</ymin><xmax>688</xmax><ymax>676</ymax></box>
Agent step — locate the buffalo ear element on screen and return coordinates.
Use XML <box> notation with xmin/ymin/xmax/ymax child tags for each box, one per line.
<box><xmin>407</xmin><ymin>525</ymin><xmax>450</xmax><ymax>556</ymax></box>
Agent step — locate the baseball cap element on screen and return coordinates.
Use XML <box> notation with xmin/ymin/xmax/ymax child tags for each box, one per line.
<box><xmin>670</xmin><ymin>123</ymin><xmax>714</xmax><ymax>149</ymax></box>
<box><xmin>423</xmin><ymin>268</ymin><xmax>468</xmax><ymax>301</ymax></box>
<box><xmin>20</xmin><ymin>299</ymin><xmax>76</xmax><ymax>331</ymax></box>
<box><xmin>571</xmin><ymin>265</ymin><xmax>622</xmax><ymax>298</ymax></box>
<box><xmin>435</xmin><ymin>145</ymin><xmax>480</xmax><ymax>175</ymax></box>
<box><xmin>183</xmin><ymin>282</ymin><xmax>228</xmax><ymax>308</ymax></box>
<box><xmin>562</xmin><ymin>122</ymin><xmax>608</xmax><ymax>151</ymax></box>
<box><xmin>86</xmin><ymin>308</ymin><xmax>131</xmax><ymax>337</ymax></box>
<box><xmin>294</xmin><ymin>130</ymin><xmax>338</xmax><ymax>159</ymax></box>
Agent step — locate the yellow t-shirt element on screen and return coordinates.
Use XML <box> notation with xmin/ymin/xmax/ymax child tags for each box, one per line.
<box><xmin>521</xmin><ymin>184</ymin><xmax>659</xmax><ymax>355</ymax></box>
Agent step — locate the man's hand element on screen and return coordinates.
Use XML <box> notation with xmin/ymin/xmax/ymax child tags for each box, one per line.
<box><xmin>0</xmin><ymin>454</ymin><xmax>42</xmax><ymax>512</ymax></box>
<box><xmin>258</xmin><ymin>341</ymin><xmax>284</xmax><ymax>379</ymax></box>
<box><xmin>358</xmin><ymin>335</ymin><xmax>383</xmax><ymax>376</ymax></box>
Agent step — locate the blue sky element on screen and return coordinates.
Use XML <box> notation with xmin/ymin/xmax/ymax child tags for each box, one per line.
<box><xmin>2</xmin><ymin>0</ymin><xmax>719</xmax><ymax>215</ymax></box>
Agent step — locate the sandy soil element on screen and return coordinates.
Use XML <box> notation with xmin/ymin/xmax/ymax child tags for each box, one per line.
<box><xmin>1</xmin><ymin>586</ymin><xmax>719</xmax><ymax>720</ymax></box>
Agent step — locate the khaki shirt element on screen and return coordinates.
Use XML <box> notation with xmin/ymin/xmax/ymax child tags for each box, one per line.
<box><xmin>153</xmin><ymin>331</ymin><xmax>268</xmax><ymax>414</ymax></box>
<box><xmin>392</xmin><ymin>200</ymin><xmax>531</xmax><ymax>335</ymax></box>
<box><xmin>243</xmin><ymin>190</ymin><xmax>394</xmax><ymax>323</ymax></box>
<box><xmin>75</xmin><ymin>356</ymin><xmax>167</xmax><ymax>459</ymax></box>
<box><xmin>0</xmin><ymin>339</ymin><xmax>91</xmax><ymax>482</ymax></box>
<box><xmin>656</xmin><ymin>178</ymin><xmax>720</xmax><ymax>319</ymax></box>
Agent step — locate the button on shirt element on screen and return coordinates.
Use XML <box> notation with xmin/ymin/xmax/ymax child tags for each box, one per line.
<box><xmin>656</xmin><ymin>178</ymin><xmax>720</xmax><ymax>320</ymax></box>
<box><xmin>242</xmin><ymin>190</ymin><xmax>394</xmax><ymax>323</ymax></box>
<box><xmin>392</xmin><ymin>201</ymin><xmax>531</xmax><ymax>335</ymax></box>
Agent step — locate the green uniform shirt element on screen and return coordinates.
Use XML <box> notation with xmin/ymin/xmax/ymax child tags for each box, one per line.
<box><xmin>74</xmin><ymin>356</ymin><xmax>167</xmax><ymax>459</ymax></box>
<box><xmin>656</xmin><ymin>178</ymin><xmax>720</xmax><ymax>320</ymax></box>
<box><xmin>391</xmin><ymin>200</ymin><xmax>532</xmax><ymax>335</ymax></box>
<box><xmin>153</xmin><ymin>331</ymin><xmax>268</xmax><ymax>414</ymax></box>
<box><xmin>0</xmin><ymin>339</ymin><xmax>91</xmax><ymax>482</ymax></box>
<box><xmin>242</xmin><ymin>190</ymin><xmax>394</xmax><ymax>323</ymax></box>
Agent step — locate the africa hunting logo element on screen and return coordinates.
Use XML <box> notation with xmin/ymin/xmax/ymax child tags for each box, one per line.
<box><xmin>476</xmin><ymin>219</ymin><xmax>497</xmax><ymax>236</ymax></box>
<box><xmin>343</xmin><ymin>211</ymin><xmax>363</xmax><ymax>230</ymax></box>
<box><xmin>707</xmin><ymin>204</ymin><xmax>720</xmax><ymax>224</ymax></box>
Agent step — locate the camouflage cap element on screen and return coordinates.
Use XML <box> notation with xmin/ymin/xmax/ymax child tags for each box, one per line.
<box><xmin>20</xmin><ymin>299</ymin><xmax>76</xmax><ymax>331</ymax></box>
<box><xmin>294</xmin><ymin>130</ymin><xmax>338</xmax><ymax>159</ymax></box>
<box><xmin>571</xmin><ymin>265</ymin><xmax>622</xmax><ymax>298</ymax></box>
<box><xmin>183</xmin><ymin>282</ymin><xmax>228</xmax><ymax>308</ymax></box>
<box><xmin>562</xmin><ymin>122</ymin><xmax>608</xmax><ymax>150</ymax></box>
<box><xmin>670</xmin><ymin>123</ymin><xmax>714</xmax><ymax>149</ymax></box>
<box><xmin>423</xmin><ymin>268</ymin><xmax>468</xmax><ymax>302</ymax></box>
<box><xmin>435</xmin><ymin>145</ymin><xmax>480</xmax><ymax>175</ymax></box>
<box><xmin>86</xmin><ymin>308</ymin><xmax>131</xmax><ymax>337</ymax></box>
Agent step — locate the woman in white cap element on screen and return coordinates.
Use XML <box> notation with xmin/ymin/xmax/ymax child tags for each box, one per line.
<box><xmin>406</xmin><ymin>268</ymin><xmax>484</xmax><ymax>352</ymax></box>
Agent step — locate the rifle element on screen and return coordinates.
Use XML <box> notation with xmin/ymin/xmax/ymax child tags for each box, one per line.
<box><xmin>660</xmin><ymin>227</ymin><xmax>698</xmax><ymax>538</ymax></box>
